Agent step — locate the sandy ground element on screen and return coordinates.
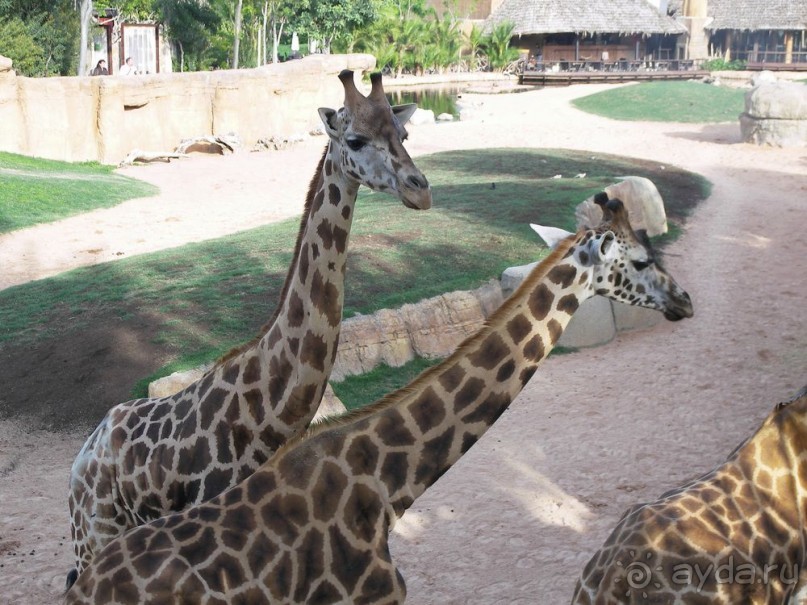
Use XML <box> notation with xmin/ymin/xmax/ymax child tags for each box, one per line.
<box><xmin>1</xmin><ymin>82</ymin><xmax>805</xmax><ymax>604</ymax></box>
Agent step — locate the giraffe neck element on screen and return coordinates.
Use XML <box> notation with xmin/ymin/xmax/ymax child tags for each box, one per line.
<box><xmin>310</xmin><ymin>237</ymin><xmax>596</xmax><ymax>517</ymax></box>
<box><xmin>207</xmin><ymin>144</ymin><xmax>359</xmax><ymax>445</ymax></box>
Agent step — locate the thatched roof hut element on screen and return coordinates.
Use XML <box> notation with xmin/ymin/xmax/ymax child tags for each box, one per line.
<box><xmin>485</xmin><ymin>0</ymin><xmax>686</xmax><ymax>35</ymax></box>
<box><xmin>705</xmin><ymin>0</ymin><xmax>807</xmax><ymax>31</ymax></box>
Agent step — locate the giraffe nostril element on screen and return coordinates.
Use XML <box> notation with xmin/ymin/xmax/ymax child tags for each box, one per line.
<box><xmin>406</xmin><ymin>174</ymin><xmax>429</xmax><ymax>190</ymax></box>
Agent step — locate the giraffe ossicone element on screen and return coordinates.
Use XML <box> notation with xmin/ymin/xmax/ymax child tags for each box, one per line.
<box><xmin>66</xmin><ymin>193</ymin><xmax>693</xmax><ymax>604</ymax></box>
<box><xmin>572</xmin><ymin>385</ymin><xmax>807</xmax><ymax>604</ymax></box>
<box><xmin>66</xmin><ymin>69</ymin><xmax>431</xmax><ymax>588</ymax></box>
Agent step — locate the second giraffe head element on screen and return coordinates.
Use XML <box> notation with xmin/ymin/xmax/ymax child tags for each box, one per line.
<box><xmin>318</xmin><ymin>70</ymin><xmax>432</xmax><ymax>210</ymax></box>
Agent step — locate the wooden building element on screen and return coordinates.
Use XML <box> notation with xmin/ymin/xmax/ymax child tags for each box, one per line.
<box><xmin>483</xmin><ymin>0</ymin><xmax>686</xmax><ymax>65</ymax></box>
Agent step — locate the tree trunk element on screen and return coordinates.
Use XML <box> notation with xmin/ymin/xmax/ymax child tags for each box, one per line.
<box><xmin>233</xmin><ymin>0</ymin><xmax>244</xmax><ymax>69</ymax></box>
<box><xmin>78</xmin><ymin>0</ymin><xmax>93</xmax><ymax>75</ymax></box>
<box><xmin>261</xmin><ymin>2</ymin><xmax>269</xmax><ymax>65</ymax></box>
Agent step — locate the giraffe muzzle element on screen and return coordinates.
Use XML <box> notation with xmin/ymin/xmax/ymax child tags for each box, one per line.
<box><xmin>662</xmin><ymin>290</ymin><xmax>694</xmax><ymax>321</ymax></box>
<box><xmin>400</xmin><ymin>174</ymin><xmax>432</xmax><ymax>210</ymax></box>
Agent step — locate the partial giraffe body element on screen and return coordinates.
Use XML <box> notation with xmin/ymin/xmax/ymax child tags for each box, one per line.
<box><xmin>66</xmin><ymin>70</ymin><xmax>431</xmax><ymax>587</ymax></box>
<box><xmin>572</xmin><ymin>385</ymin><xmax>807</xmax><ymax>605</ymax></box>
<box><xmin>65</xmin><ymin>195</ymin><xmax>693</xmax><ymax>604</ymax></box>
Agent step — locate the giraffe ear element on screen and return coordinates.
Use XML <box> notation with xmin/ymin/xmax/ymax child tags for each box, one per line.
<box><xmin>530</xmin><ymin>223</ymin><xmax>573</xmax><ymax>249</ymax></box>
<box><xmin>318</xmin><ymin>107</ymin><xmax>339</xmax><ymax>140</ymax></box>
<box><xmin>392</xmin><ymin>103</ymin><xmax>418</xmax><ymax>126</ymax></box>
<box><xmin>587</xmin><ymin>231</ymin><xmax>617</xmax><ymax>264</ymax></box>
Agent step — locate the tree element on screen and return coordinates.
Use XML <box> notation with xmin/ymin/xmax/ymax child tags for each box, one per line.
<box><xmin>483</xmin><ymin>21</ymin><xmax>519</xmax><ymax>71</ymax></box>
<box><xmin>296</xmin><ymin>0</ymin><xmax>377</xmax><ymax>54</ymax></box>
<box><xmin>77</xmin><ymin>0</ymin><xmax>92</xmax><ymax>75</ymax></box>
<box><xmin>232</xmin><ymin>0</ymin><xmax>243</xmax><ymax>68</ymax></box>
<box><xmin>154</xmin><ymin>0</ymin><xmax>221</xmax><ymax>71</ymax></box>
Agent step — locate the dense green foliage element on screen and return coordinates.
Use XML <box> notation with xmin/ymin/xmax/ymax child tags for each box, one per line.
<box><xmin>0</xmin><ymin>0</ymin><xmax>521</xmax><ymax>76</ymax></box>
<box><xmin>572</xmin><ymin>81</ymin><xmax>746</xmax><ymax>123</ymax></box>
<box><xmin>0</xmin><ymin>152</ymin><xmax>158</xmax><ymax>233</ymax></box>
<box><xmin>701</xmin><ymin>58</ymin><xmax>747</xmax><ymax>71</ymax></box>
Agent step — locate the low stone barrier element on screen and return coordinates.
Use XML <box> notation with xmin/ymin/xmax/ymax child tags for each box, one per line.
<box><xmin>740</xmin><ymin>80</ymin><xmax>807</xmax><ymax>147</ymax></box>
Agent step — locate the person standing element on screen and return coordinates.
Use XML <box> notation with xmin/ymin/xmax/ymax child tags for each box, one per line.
<box><xmin>91</xmin><ymin>60</ymin><xmax>108</xmax><ymax>76</ymax></box>
<box><xmin>118</xmin><ymin>57</ymin><xmax>135</xmax><ymax>76</ymax></box>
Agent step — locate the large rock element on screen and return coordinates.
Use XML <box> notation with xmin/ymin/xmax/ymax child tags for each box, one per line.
<box><xmin>575</xmin><ymin>177</ymin><xmax>668</xmax><ymax>236</ymax></box>
<box><xmin>0</xmin><ymin>54</ymin><xmax>12</xmax><ymax>72</ymax></box>
<box><xmin>740</xmin><ymin>81</ymin><xmax>807</xmax><ymax>147</ymax></box>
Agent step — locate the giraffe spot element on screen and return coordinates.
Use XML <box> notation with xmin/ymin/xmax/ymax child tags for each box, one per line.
<box><xmin>328</xmin><ymin>525</ymin><xmax>374</xmax><ymax>594</ymax></box>
<box><xmin>246</xmin><ymin>470</ymin><xmax>278</xmax><ymax>504</ymax></box>
<box><xmin>288</xmin><ymin>337</ymin><xmax>300</xmax><ymax>356</ymax></box>
<box><xmin>174</xmin><ymin>397</ymin><xmax>193</xmax><ymax>421</ymax></box>
<box><xmin>414</xmin><ymin>426</ymin><xmax>456</xmax><ymax>487</ymax></box>
<box><xmin>144</xmin><ymin>558</ymin><xmax>194</xmax><ymax>597</ymax></box>
<box><xmin>328</xmin><ymin>183</ymin><xmax>341</xmax><ymax>205</ymax></box>
<box><xmin>259</xmin><ymin>425</ymin><xmax>287</xmax><ymax>454</ymax></box>
<box><xmin>199</xmin><ymin>552</ymin><xmax>247</xmax><ymax>594</ymax></box>
<box><xmin>269</xmin><ymin>351</ymin><xmax>294</xmax><ymax>406</ymax></box>
<box><xmin>520</xmin><ymin>365</ymin><xmax>538</xmax><ymax>386</ymax></box>
<box><xmin>317</xmin><ymin>219</ymin><xmax>334</xmax><ymax>250</ymax></box>
<box><xmin>308</xmin><ymin>579</ymin><xmax>344</xmax><ymax>604</ymax></box>
<box><xmin>438</xmin><ymin>364</ymin><xmax>466</xmax><ymax>393</ymax></box>
<box><xmin>178</xmin><ymin>437</ymin><xmax>213</xmax><ymax>475</ymax></box>
<box><xmin>468</xmin><ymin>332</ymin><xmax>510</xmax><ymax>370</ymax></box>
<box><xmin>496</xmin><ymin>359</ymin><xmax>516</xmax><ymax>382</ymax></box>
<box><xmin>344</xmin><ymin>483</ymin><xmax>383</xmax><ymax>543</ymax></box>
<box><xmin>195</xmin><ymin>372</ymin><xmax>215</xmax><ymax>401</ymax></box>
<box><xmin>159</xmin><ymin>418</ymin><xmax>175</xmax><ymax>440</ymax></box>
<box><xmin>548</xmin><ymin>264</ymin><xmax>577</xmax><ymax>288</ymax></box>
<box><xmin>279</xmin><ymin>382</ymin><xmax>320</xmax><ymax>426</ymax></box>
<box><xmin>312</xmin><ymin>243</ymin><xmax>320</xmax><ymax>260</ymax></box>
<box><xmin>310</xmin><ymin>270</ymin><xmax>342</xmax><ymax>328</ymax></box>
<box><xmin>201</xmin><ymin>467</ymin><xmax>234</xmax><ymax>501</ymax></box>
<box><xmin>374</xmin><ymin>410</ymin><xmax>415</xmax><ymax>446</ymax></box>
<box><xmin>361</xmin><ymin>565</ymin><xmax>395</xmax><ymax>601</ymax></box>
<box><xmin>301</xmin><ymin>330</ymin><xmax>329</xmax><ymax>372</ymax></box>
<box><xmin>294</xmin><ymin>528</ymin><xmax>326</xmax><ymax>601</ymax></box>
<box><xmin>380</xmin><ymin>451</ymin><xmax>409</xmax><ymax>496</ymax></box>
<box><xmin>528</xmin><ymin>283</ymin><xmax>554</xmax><ymax>321</ymax></box>
<box><xmin>313</xmin><ymin>189</ymin><xmax>325</xmax><ymax>212</ymax></box>
<box><xmin>222</xmin><ymin>361</ymin><xmax>240</xmax><ymax>385</ymax></box>
<box><xmin>523</xmin><ymin>334</ymin><xmax>545</xmax><ymax>362</ymax></box>
<box><xmin>131</xmin><ymin>548</ymin><xmax>165</xmax><ymax>578</ymax></box>
<box><xmin>299</xmin><ymin>243</ymin><xmax>310</xmax><ymax>285</ymax></box>
<box><xmin>333</xmin><ymin>225</ymin><xmax>348</xmax><ymax>254</ymax></box>
<box><xmin>461</xmin><ymin>431</ymin><xmax>479</xmax><ymax>454</ymax></box>
<box><xmin>407</xmin><ymin>387</ymin><xmax>446</xmax><ymax>434</ymax></box>
<box><xmin>506</xmin><ymin>314</ymin><xmax>532</xmax><ymax>345</ymax></box>
<box><xmin>453</xmin><ymin>376</ymin><xmax>487</xmax><ymax>414</ymax></box>
<box><xmin>547</xmin><ymin>318</ymin><xmax>563</xmax><ymax>345</ymax></box>
<box><xmin>286</xmin><ymin>290</ymin><xmax>305</xmax><ymax>328</ymax></box>
<box><xmin>232</xmin><ymin>423</ymin><xmax>251</xmax><ymax>460</ymax></box>
<box><xmin>312</xmin><ymin>461</ymin><xmax>348</xmax><ymax>521</ymax></box>
<box><xmin>246</xmin><ymin>531</ymin><xmax>280</xmax><ymax>578</ymax></box>
<box><xmin>244</xmin><ymin>389</ymin><xmax>265</xmax><ymax>425</ymax></box>
<box><xmin>177</xmin><ymin>411</ymin><xmax>198</xmax><ymax>439</ymax></box>
<box><xmin>94</xmin><ymin>542</ymin><xmax>124</xmax><ymax>574</ymax></box>
<box><xmin>175</xmin><ymin>526</ymin><xmax>218</xmax><ymax>566</ymax></box>
<box><xmin>263</xmin><ymin>493</ymin><xmax>309</xmax><ymax>542</ymax></box>
<box><xmin>341</xmin><ymin>205</ymin><xmax>351</xmax><ymax>220</ymax></box>
<box><xmin>265</xmin><ymin>551</ymin><xmax>293</xmax><ymax>599</ymax></box>
<box><xmin>578</xmin><ymin>250</ymin><xmax>589</xmax><ymax>265</ymax></box>
<box><xmin>324</xmin><ymin>159</ymin><xmax>333</xmax><ymax>176</ymax></box>
<box><xmin>200</xmin><ymin>388</ymin><xmax>227</xmax><ymax>430</ymax></box>
<box><xmin>346</xmin><ymin>434</ymin><xmax>380</xmax><ymax>476</ymax></box>
<box><xmin>221</xmin><ymin>505</ymin><xmax>257</xmax><ymax>550</ymax></box>
<box><xmin>462</xmin><ymin>391</ymin><xmax>511</xmax><ymax>425</ymax></box>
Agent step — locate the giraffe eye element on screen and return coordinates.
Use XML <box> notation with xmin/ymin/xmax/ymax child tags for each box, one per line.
<box><xmin>632</xmin><ymin>260</ymin><xmax>651</xmax><ymax>271</ymax></box>
<box><xmin>346</xmin><ymin>137</ymin><xmax>366</xmax><ymax>151</ymax></box>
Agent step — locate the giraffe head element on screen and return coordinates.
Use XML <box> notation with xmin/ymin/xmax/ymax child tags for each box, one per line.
<box><xmin>318</xmin><ymin>70</ymin><xmax>431</xmax><ymax>210</ymax></box>
<box><xmin>532</xmin><ymin>192</ymin><xmax>693</xmax><ymax>321</ymax></box>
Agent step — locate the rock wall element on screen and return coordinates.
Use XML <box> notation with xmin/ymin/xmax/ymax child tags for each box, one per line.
<box><xmin>0</xmin><ymin>53</ymin><xmax>376</xmax><ymax>164</ymax></box>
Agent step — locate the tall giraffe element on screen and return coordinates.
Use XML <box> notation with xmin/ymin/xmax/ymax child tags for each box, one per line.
<box><xmin>66</xmin><ymin>70</ymin><xmax>432</xmax><ymax>587</ymax></box>
<box><xmin>572</xmin><ymin>385</ymin><xmax>807</xmax><ymax>605</ymax></box>
<box><xmin>65</xmin><ymin>194</ymin><xmax>693</xmax><ymax>604</ymax></box>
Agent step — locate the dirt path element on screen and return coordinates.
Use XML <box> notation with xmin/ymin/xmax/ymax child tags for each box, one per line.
<box><xmin>1</xmin><ymin>83</ymin><xmax>805</xmax><ymax>604</ymax></box>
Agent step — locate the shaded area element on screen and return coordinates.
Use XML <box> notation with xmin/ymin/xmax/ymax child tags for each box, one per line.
<box><xmin>0</xmin><ymin>148</ymin><xmax>708</xmax><ymax>431</ymax></box>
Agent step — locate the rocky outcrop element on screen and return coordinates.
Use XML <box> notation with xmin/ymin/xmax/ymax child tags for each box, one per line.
<box><xmin>740</xmin><ymin>81</ymin><xmax>807</xmax><ymax>147</ymax></box>
<box><xmin>331</xmin><ymin>280</ymin><xmax>503</xmax><ymax>380</ymax></box>
<box><xmin>575</xmin><ymin>176</ymin><xmax>668</xmax><ymax>236</ymax></box>
<box><xmin>0</xmin><ymin>54</ymin><xmax>376</xmax><ymax>164</ymax></box>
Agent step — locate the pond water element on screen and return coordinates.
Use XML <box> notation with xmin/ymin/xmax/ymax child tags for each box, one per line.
<box><xmin>386</xmin><ymin>84</ymin><xmax>463</xmax><ymax>118</ymax></box>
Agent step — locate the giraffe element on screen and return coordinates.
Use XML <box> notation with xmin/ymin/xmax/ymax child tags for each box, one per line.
<box><xmin>65</xmin><ymin>193</ymin><xmax>693</xmax><ymax>604</ymax></box>
<box><xmin>572</xmin><ymin>385</ymin><xmax>807</xmax><ymax>605</ymax></box>
<box><xmin>65</xmin><ymin>69</ymin><xmax>432</xmax><ymax>588</ymax></box>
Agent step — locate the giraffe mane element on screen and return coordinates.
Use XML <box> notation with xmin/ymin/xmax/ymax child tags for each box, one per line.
<box><xmin>214</xmin><ymin>145</ymin><xmax>330</xmax><ymax>366</ymax></box>
<box><xmin>279</xmin><ymin>233</ymin><xmax>580</xmax><ymax>449</ymax></box>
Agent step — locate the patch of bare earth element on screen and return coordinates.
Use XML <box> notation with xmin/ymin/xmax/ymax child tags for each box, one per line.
<box><xmin>0</xmin><ymin>83</ymin><xmax>804</xmax><ymax>604</ymax></box>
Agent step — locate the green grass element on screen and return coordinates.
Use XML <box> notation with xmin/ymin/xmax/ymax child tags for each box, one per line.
<box><xmin>331</xmin><ymin>357</ymin><xmax>442</xmax><ymax>411</ymax></box>
<box><xmin>0</xmin><ymin>152</ymin><xmax>158</xmax><ymax>233</ymax></box>
<box><xmin>572</xmin><ymin>81</ymin><xmax>746</xmax><ymax>123</ymax></box>
<box><xmin>0</xmin><ymin>148</ymin><xmax>709</xmax><ymax>400</ymax></box>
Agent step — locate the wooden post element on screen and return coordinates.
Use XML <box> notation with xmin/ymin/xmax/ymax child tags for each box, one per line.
<box><xmin>725</xmin><ymin>30</ymin><xmax>733</xmax><ymax>61</ymax></box>
<box><xmin>784</xmin><ymin>31</ymin><xmax>793</xmax><ymax>64</ymax></box>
